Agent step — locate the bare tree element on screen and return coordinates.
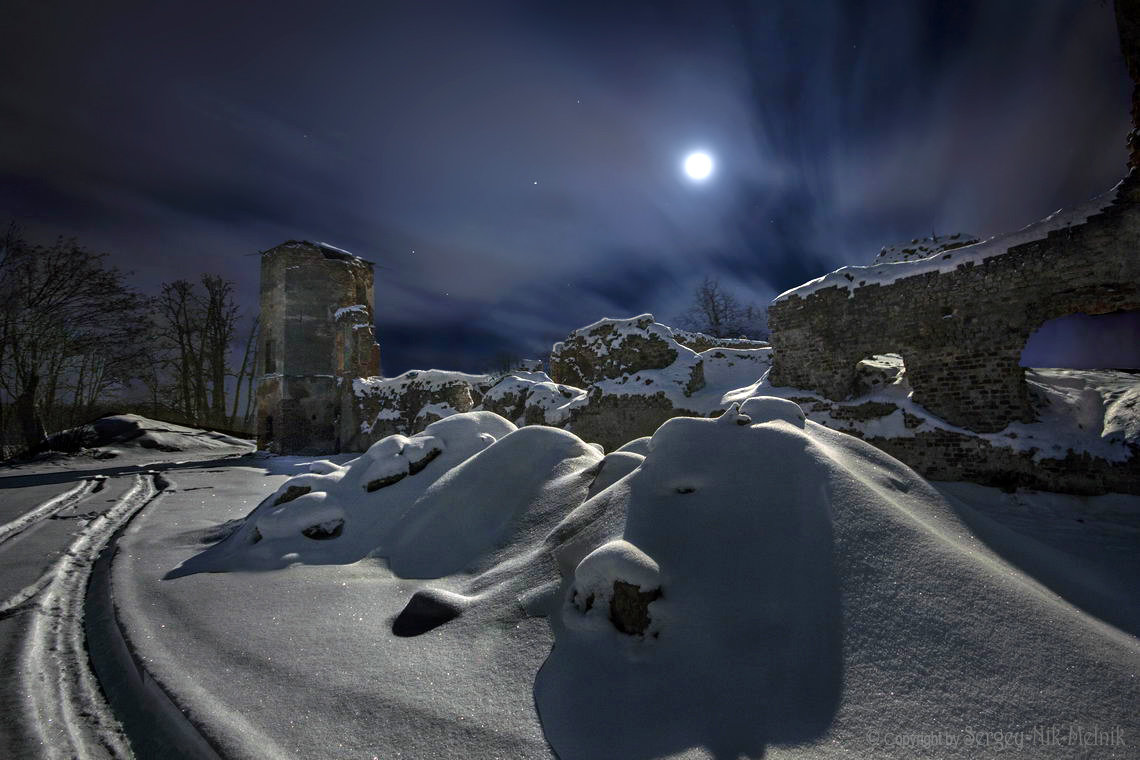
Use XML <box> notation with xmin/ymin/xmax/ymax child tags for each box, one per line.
<box><xmin>230</xmin><ymin>315</ymin><xmax>258</xmax><ymax>427</ymax></box>
<box><xmin>0</xmin><ymin>230</ymin><xmax>146</xmax><ymax>448</ymax></box>
<box><xmin>676</xmin><ymin>276</ymin><xmax>769</xmax><ymax>340</ymax></box>
<box><xmin>153</xmin><ymin>275</ymin><xmax>241</xmax><ymax>427</ymax></box>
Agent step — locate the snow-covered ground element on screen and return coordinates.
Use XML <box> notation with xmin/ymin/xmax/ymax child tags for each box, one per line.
<box><xmin>0</xmin><ymin>410</ymin><xmax>1136</xmax><ymax>759</ymax></box>
<box><xmin>0</xmin><ymin>417</ymin><xmax>1126</xmax><ymax>760</ymax></box>
<box><xmin>0</xmin><ymin>419</ymin><xmax>254</xmax><ymax>759</ymax></box>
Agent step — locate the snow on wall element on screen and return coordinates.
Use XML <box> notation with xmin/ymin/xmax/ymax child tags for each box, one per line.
<box><xmin>774</xmin><ymin>182</ymin><xmax>1121</xmax><ymax>303</ymax></box>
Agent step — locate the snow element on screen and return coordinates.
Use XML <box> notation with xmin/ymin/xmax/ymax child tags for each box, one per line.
<box><xmin>582</xmin><ymin>345</ymin><xmax>772</xmax><ymax>414</ymax></box>
<box><xmin>728</xmin><ymin>364</ymin><xmax>1140</xmax><ymax>464</ymax></box>
<box><xmin>774</xmin><ymin>181</ymin><xmax>1122</xmax><ymax>302</ymax></box>
<box><xmin>415</xmin><ymin>401</ymin><xmax>459</xmax><ymax>423</ymax></box>
<box><xmin>36</xmin><ymin>413</ymin><xmax>253</xmax><ymax>458</ymax></box>
<box><xmin>573</xmin><ymin>539</ymin><xmax>661</xmax><ymax>594</ymax></box>
<box><xmin>332</xmin><ymin>303</ymin><xmax>368</xmax><ymax>319</ymax></box>
<box><xmin>169</xmin><ymin>411</ymin><xmax>516</xmax><ymax>575</ymax></box>
<box><xmin>552</xmin><ymin>313</ymin><xmax>676</xmax><ymax>356</ymax></box>
<box><xmin>2</xmin><ymin>410</ymin><xmax>1136</xmax><ymax>758</ymax></box>
<box><xmin>481</xmin><ymin>372</ymin><xmax>585</xmax><ymax>426</ymax></box>
<box><xmin>386</xmin><ymin>425</ymin><xmax>601</xmax><ymax>578</ymax></box>
<box><xmin>671</xmin><ymin>328</ymin><xmax>770</xmax><ymax>348</ymax></box>
<box><xmin>354</xmin><ymin>369</ymin><xmax>492</xmax><ymax>397</ymax></box>
<box><xmin>615</xmin><ymin>436</ymin><xmax>652</xmax><ymax>456</ymax></box>
<box><xmin>80</xmin><ymin>403</ymin><xmax>1135</xmax><ymax>759</ymax></box>
<box><xmin>873</xmin><ymin>232</ymin><xmax>979</xmax><ymax>264</ymax></box>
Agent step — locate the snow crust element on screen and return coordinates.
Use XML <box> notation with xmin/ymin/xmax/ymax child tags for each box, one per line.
<box><xmin>775</xmin><ymin>182</ymin><xmax>1121</xmax><ymax>302</ymax></box>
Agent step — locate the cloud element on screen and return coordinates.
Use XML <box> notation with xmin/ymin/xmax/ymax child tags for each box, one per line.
<box><xmin>1</xmin><ymin>0</ymin><xmax>1130</xmax><ymax>373</ymax></box>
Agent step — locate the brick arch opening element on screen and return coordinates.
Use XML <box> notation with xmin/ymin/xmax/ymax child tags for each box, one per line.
<box><xmin>1021</xmin><ymin>310</ymin><xmax>1140</xmax><ymax>369</ymax></box>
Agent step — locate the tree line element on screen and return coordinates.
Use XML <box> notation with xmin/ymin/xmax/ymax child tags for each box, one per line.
<box><xmin>0</xmin><ymin>226</ymin><xmax>259</xmax><ymax>453</ymax></box>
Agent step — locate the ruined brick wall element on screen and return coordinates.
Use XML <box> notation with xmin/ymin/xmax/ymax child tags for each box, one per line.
<box><xmin>771</xmin><ymin>6</ymin><xmax>1140</xmax><ymax>435</ymax></box>
<box><xmin>768</xmin><ymin>179</ymin><xmax>1140</xmax><ymax>433</ymax></box>
<box><xmin>256</xmin><ymin>241</ymin><xmax>381</xmax><ymax>454</ymax></box>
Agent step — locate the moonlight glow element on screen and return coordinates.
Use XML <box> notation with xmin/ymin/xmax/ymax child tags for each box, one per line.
<box><xmin>683</xmin><ymin>151</ymin><xmax>714</xmax><ymax>181</ymax></box>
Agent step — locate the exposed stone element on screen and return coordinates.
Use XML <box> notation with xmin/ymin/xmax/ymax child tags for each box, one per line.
<box><xmin>301</xmin><ymin>518</ymin><xmax>344</xmax><ymax>540</ymax></box>
<box><xmin>407</xmin><ymin>446</ymin><xmax>442</xmax><ymax>475</ymax></box>
<box><xmin>364</xmin><ymin>472</ymin><xmax>406</xmax><ymax>492</ymax></box>
<box><xmin>828</xmin><ymin>401</ymin><xmax>899</xmax><ymax>421</ymax></box>
<box><xmin>860</xmin><ymin>431</ymin><xmax>1139</xmax><ymax>496</ymax></box>
<box><xmin>353</xmin><ymin>370</ymin><xmax>488</xmax><ymax>440</ymax></box>
<box><xmin>853</xmin><ymin>354</ymin><xmax>903</xmax><ymax>396</ymax></box>
<box><xmin>568</xmin><ymin>391</ymin><xmax>696</xmax><ymax>453</ymax></box>
<box><xmin>609</xmin><ymin>580</ymin><xmax>661</xmax><ymax>636</ymax></box>
<box><xmin>392</xmin><ymin>590</ymin><xmax>465</xmax><ymax>637</ymax></box>
<box><xmin>550</xmin><ymin>314</ymin><xmax>698</xmax><ymax>391</ymax></box>
<box><xmin>274</xmin><ymin>485</ymin><xmax>311</xmax><ymax>506</ymax></box>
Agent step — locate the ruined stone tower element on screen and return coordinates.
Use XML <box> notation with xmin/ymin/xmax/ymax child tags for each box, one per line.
<box><xmin>255</xmin><ymin>241</ymin><xmax>381</xmax><ymax>454</ymax></box>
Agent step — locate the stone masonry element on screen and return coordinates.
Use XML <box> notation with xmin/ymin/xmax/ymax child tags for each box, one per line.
<box><xmin>769</xmin><ymin>4</ymin><xmax>1140</xmax><ymax>434</ymax></box>
<box><xmin>256</xmin><ymin>241</ymin><xmax>381</xmax><ymax>454</ymax></box>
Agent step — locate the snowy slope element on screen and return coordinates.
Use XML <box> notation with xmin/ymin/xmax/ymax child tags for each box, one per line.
<box><xmin>111</xmin><ymin>403</ymin><xmax>1137</xmax><ymax>759</ymax></box>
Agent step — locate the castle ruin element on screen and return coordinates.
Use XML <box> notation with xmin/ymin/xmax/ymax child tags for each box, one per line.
<box><xmin>255</xmin><ymin>241</ymin><xmax>381</xmax><ymax>454</ymax></box>
<box><xmin>768</xmin><ymin>0</ymin><xmax>1140</xmax><ymax>435</ymax></box>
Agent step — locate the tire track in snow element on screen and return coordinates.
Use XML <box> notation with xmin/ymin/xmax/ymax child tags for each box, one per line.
<box><xmin>19</xmin><ymin>472</ymin><xmax>164</xmax><ymax>760</ymax></box>
<box><xmin>0</xmin><ymin>477</ymin><xmax>104</xmax><ymax>548</ymax></box>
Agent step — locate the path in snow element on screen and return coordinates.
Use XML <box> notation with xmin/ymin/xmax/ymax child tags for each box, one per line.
<box><xmin>19</xmin><ymin>473</ymin><xmax>162</xmax><ymax>759</ymax></box>
<box><xmin>0</xmin><ymin>430</ymin><xmax>254</xmax><ymax>760</ymax></box>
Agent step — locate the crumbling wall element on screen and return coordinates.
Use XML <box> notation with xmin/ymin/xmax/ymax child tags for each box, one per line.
<box><xmin>770</xmin><ymin>4</ymin><xmax>1140</xmax><ymax>434</ymax></box>
<box><xmin>769</xmin><ymin>179</ymin><xmax>1140</xmax><ymax>433</ymax></box>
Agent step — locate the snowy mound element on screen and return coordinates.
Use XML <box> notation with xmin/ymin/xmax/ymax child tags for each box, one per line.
<box><xmin>156</xmin><ymin>401</ymin><xmax>1137</xmax><ymax>759</ymax></box>
<box><xmin>169</xmin><ymin>411</ymin><xmax>522</xmax><ymax>574</ymax></box>
<box><xmin>536</xmin><ymin>402</ymin><xmax>1137</xmax><ymax>759</ymax></box>
<box><xmin>873</xmin><ymin>233</ymin><xmax>978</xmax><ymax>263</ymax></box>
<box><xmin>42</xmin><ymin>414</ymin><xmax>252</xmax><ymax>457</ymax></box>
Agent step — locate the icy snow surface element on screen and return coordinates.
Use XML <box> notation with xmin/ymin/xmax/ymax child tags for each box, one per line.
<box><xmin>109</xmin><ymin>403</ymin><xmax>1138</xmax><ymax>759</ymax></box>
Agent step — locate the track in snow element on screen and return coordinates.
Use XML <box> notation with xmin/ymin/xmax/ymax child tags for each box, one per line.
<box><xmin>0</xmin><ymin>477</ymin><xmax>105</xmax><ymax>548</ymax></box>
<box><xmin>18</xmin><ymin>472</ymin><xmax>166</xmax><ymax>760</ymax></box>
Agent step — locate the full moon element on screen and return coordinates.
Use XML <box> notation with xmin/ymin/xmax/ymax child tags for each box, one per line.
<box><xmin>683</xmin><ymin>151</ymin><xmax>714</xmax><ymax>181</ymax></box>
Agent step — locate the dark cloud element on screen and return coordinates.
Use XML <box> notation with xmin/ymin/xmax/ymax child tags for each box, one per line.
<box><xmin>1</xmin><ymin>0</ymin><xmax>1131</xmax><ymax>373</ymax></box>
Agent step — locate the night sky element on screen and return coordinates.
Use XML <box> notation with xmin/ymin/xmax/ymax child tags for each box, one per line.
<box><xmin>1</xmin><ymin>0</ymin><xmax>1132</xmax><ymax>374</ymax></box>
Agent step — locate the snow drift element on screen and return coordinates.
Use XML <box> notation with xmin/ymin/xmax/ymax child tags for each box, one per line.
<box><xmin>156</xmin><ymin>400</ymin><xmax>1138</xmax><ymax>759</ymax></box>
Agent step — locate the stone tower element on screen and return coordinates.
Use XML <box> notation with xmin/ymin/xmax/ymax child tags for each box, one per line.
<box><xmin>255</xmin><ymin>241</ymin><xmax>381</xmax><ymax>454</ymax></box>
